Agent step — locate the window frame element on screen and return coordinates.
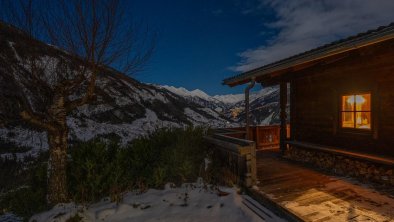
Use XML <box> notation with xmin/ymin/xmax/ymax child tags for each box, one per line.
<box><xmin>339</xmin><ymin>91</ymin><xmax>372</xmax><ymax>132</ymax></box>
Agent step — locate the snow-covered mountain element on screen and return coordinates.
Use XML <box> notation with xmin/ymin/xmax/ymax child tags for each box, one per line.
<box><xmin>0</xmin><ymin>22</ymin><xmax>236</xmax><ymax>158</ymax></box>
<box><xmin>212</xmin><ymin>94</ymin><xmax>245</xmax><ymax>104</ymax></box>
<box><xmin>160</xmin><ymin>85</ymin><xmax>245</xmax><ymax>104</ymax></box>
<box><xmin>0</xmin><ymin>22</ymin><xmax>280</xmax><ymax>158</ymax></box>
<box><xmin>161</xmin><ymin>85</ymin><xmax>278</xmax><ymax>106</ymax></box>
<box><xmin>158</xmin><ymin>85</ymin><xmax>235</xmax><ymax>113</ymax></box>
<box><xmin>160</xmin><ymin>85</ymin><xmax>280</xmax><ymax>126</ymax></box>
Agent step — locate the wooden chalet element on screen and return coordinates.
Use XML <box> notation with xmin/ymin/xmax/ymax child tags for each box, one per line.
<box><xmin>207</xmin><ymin>23</ymin><xmax>394</xmax><ymax>191</ymax></box>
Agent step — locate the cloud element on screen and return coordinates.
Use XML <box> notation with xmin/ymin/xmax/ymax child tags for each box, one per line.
<box><xmin>233</xmin><ymin>0</ymin><xmax>394</xmax><ymax>72</ymax></box>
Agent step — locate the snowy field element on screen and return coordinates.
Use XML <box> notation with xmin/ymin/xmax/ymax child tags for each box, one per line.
<box><xmin>28</xmin><ymin>182</ymin><xmax>285</xmax><ymax>222</ymax></box>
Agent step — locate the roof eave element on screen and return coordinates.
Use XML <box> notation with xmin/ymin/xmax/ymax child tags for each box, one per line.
<box><xmin>223</xmin><ymin>25</ymin><xmax>394</xmax><ymax>86</ymax></box>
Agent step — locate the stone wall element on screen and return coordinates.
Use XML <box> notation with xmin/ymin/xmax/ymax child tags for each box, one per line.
<box><xmin>284</xmin><ymin>146</ymin><xmax>394</xmax><ymax>186</ymax></box>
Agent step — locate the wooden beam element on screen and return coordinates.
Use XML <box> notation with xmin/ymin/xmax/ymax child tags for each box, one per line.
<box><xmin>289</xmin><ymin>80</ymin><xmax>295</xmax><ymax>140</ymax></box>
<box><xmin>245</xmin><ymin>79</ymin><xmax>255</xmax><ymax>139</ymax></box>
<box><xmin>373</xmin><ymin>82</ymin><xmax>379</xmax><ymax>140</ymax></box>
<box><xmin>280</xmin><ymin>81</ymin><xmax>288</xmax><ymax>154</ymax></box>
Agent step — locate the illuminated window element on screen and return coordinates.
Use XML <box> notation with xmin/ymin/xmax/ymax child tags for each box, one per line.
<box><xmin>341</xmin><ymin>93</ymin><xmax>371</xmax><ymax>130</ymax></box>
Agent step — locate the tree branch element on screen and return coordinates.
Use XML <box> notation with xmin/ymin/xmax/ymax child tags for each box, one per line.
<box><xmin>20</xmin><ymin>110</ymin><xmax>56</xmax><ymax>132</ymax></box>
<box><xmin>65</xmin><ymin>69</ymin><xmax>97</xmax><ymax>113</ymax></box>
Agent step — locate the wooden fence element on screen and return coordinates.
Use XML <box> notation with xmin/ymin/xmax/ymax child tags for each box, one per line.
<box><xmin>219</xmin><ymin>125</ymin><xmax>288</xmax><ymax>150</ymax></box>
<box><xmin>205</xmin><ymin>125</ymin><xmax>289</xmax><ymax>187</ymax></box>
<box><xmin>205</xmin><ymin>133</ymin><xmax>256</xmax><ymax>187</ymax></box>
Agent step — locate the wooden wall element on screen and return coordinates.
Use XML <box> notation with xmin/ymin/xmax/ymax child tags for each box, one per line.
<box><xmin>291</xmin><ymin>39</ymin><xmax>394</xmax><ymax>157</ymax></box>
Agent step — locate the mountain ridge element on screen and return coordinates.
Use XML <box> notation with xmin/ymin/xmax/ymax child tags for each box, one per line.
<box><xmin>0</xmin><ymin>22</ymin><xmax>280</xmax><ymax>159</ymax></box>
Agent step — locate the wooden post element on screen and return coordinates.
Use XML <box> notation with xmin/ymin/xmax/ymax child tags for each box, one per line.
<box><xmin>280</xmin><ymin>81</ymin><xmax>288</xmax><ymax>155</ymax></box>
<box><xmin>373</xmin><ymin>82</ymin><xmax>379</xmax><ymax>140</ymax></box>
<box><xmin>244</xmin><ymin>79</ymin><xmax>256</xmax><ymax>186</ymax></box>
<box><xmin>244</xmin><ymin>79</ymin><xmax>255</xmax><ymax>140</ymax></box>
<box><xmin>289</xmin><ymin>80</ymin><xmax>295</xmax><ymax>140</ymax></box>
<box><xmin>251</xmin><ymin>143</ymin><xmax>257</xmax><ymax>185</ymax></box>
<box><xmin>255</xmin><ymin>126</ymin><xmax>260</xmax><ymax>150</ymax></box>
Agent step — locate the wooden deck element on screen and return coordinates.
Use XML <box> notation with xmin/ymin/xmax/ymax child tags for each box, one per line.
<box><xmin>253</xmin><ymin>150</ymin><xmax>394</xmax><ymax>222</ymax></box>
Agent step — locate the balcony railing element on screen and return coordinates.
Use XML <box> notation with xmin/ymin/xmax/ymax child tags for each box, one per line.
<box><xmin>205</xmin><ymin>124</ymin><xmax>289</xmax><ymax>187</ymax></box>
<box><xmin>217</xmin><ymin>125</ymin><xmax>289</xmax><ymax>150</ymax></box>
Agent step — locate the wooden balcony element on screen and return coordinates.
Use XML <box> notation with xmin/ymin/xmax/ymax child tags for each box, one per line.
<box><xmin>205</xmin><ymin>124</ymin><xmax>289</xmax><ymax>188</ymax></box>
<box><xmin>208</xmin><ymin>126</ymin><xmax>394</xmax><ymax>221</ymax></box>
<box><xmin>217</xmin><ymin>125</ymin><xmax>289</xmax><ymax>151</ymax></box>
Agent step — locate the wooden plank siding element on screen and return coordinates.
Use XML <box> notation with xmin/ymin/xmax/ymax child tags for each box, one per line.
<box><xmin>248</xmin><ymin>125</ymin><xmax>282</xmax><ymax>150</ymax></box>
<box><xmin>290</xmin><ymin>39</ymin><xmax>394</xmax><ymax>157</ymax></box>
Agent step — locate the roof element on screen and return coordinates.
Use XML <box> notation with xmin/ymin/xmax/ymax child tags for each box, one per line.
<box><xmin>223</xmin><ymin>22</ymin><xmax>394</xmax><ymax>86</ymax></box>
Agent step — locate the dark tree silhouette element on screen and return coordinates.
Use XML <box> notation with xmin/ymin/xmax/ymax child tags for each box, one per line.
<box><xmin>0</xmin><ymin>0</ymin><xmax>154</xmax><ymax>204</ymax></box>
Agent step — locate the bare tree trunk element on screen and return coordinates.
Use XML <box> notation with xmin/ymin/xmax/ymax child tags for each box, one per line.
<box><xmin>47</xmin><ymin>94</ymin><xmax>68</xmax><ymax>204</ymax></box>
<box><xmin>47</xmin><ymin>128</ymin><xmax>68</xmax><ymax>204</ymax></box>
<box><xmin>20</xmin><ymin>92</ymin><xmax>70</xmax><ymax>204</ymax></box>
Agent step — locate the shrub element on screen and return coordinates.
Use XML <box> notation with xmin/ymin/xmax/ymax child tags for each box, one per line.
<box><xmin>68</xmin><ymin>141</ymin><xmax>130</xmax><ymax>203</ymax></box>
<box><xmin>0</xmin><ymin>138</ymin><xmax>31</xmax><ymax>154</ymax></box>
<box><xmin>0</xmin><ymin>159</ymin><xmax>48</xmax><ymax>221</ymax></box>
<box><xmin>0</xmin><ymin>126</ymin><xmax>213</xmax><ymax>219</ymax></box>
<box><xmin>68</xmin><ymin>126</ymin><xmax>210</xmax><ymax>204</ymax></box>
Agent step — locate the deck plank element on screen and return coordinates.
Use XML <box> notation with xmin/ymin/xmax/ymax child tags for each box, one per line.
<box><xmin>254</xmin><ymin>151</ymin><xmax>394</xmax><ymax>222</ymax></box>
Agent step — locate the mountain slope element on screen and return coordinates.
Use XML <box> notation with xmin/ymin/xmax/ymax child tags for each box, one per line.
<box><xmin>162</xmin><ymin>85</ymin><xmax>281</xmax><ymax>126</ymax></box>
<box><xmin>0</xmin><ymin>22</ymin><xmax>281</xmax><ymax>158</ymax></box>
<box><xmin>0</xmin><ymin>23</ymin><xmax>234</xmax><ymax>158</ymax></box>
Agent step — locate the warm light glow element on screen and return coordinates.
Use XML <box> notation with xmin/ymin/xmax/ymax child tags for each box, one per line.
<box><xmin>356</xmin><ymin>116</ymin><xmax>362</xmax><ymax>125</ymax></box>
<box><xmin>341</xmin><ymin>93</ymin><xmax>371</xmax><ymax>130</ymax></box>
<box><xmin>347</xmin><ymin>95</ymin><xmax>365</xmax><ymax>104</ymax></box>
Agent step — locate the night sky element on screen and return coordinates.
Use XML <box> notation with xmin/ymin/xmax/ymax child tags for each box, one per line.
<box><xmin>130</xmin><ymin>0</ymin><xmax>394</xmax><ymax>95</ymax></box>
<box><xmin>130</xmin><ymin>0</ymin><xmax>274</xmax><ymax>95</ymax></box>
<box><xmin>4</xmin><ymin>0</ymin><xmax>394</xmax><ymax>95</ymax></box>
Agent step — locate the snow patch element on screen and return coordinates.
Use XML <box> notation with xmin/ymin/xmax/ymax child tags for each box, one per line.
<box><xmin>260</xmin><ymin>112</ymin><xmax>274</xmax><ymax>126</ymax></box>
<box><xmin>160</xmin><ymin>85</ymin><xmax>278</xmax><ymax>105</ymax></box>
<box><xmin>68</xmin><ymin>109</ymin><xmax>180</xmax><ymax>145</ymax></box>
<box><xmin>0</xmin><ymin>127</ymin><xmax>47</xmax><ymax>159</ymax></box>
<box><xmin>184</xmin><ymin>108</ymin><xmax>209</xmax><ymax>124</ymax></box>
<box><xmin>31</xmin><ymin>184</ymin><xmax>269</xmax><ymax>222</ymax></box>
<box><xmin>198</xmin><ymin>108</ymin><xmax>220</xmax><ymax>119</ymax></box>
<box><xmin>0</xmin><ymin>213</ymin><xmax>23</xmax><ymax>222</ymax></box>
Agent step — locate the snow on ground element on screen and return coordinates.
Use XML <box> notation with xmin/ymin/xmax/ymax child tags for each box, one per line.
<box><xmin>76</xmin><ymin>104</ymin><xmax>114</xmax><ymax>116</ymax></box>
<box><xmin>0</xmin><ymin>213</ymin><xmax>23</xmax><ymax>222</ymax></box>
<box><xmin>147</xmin><ymin>88</ymin><xmax>169</xmax><ymax>103</ymax></box>
<box><xmin>198</xmin><ymin>108</ymin><xmax>221</xmax><ymax>119</ymax></box>
<box><xmin>0</xmin><ymin>127</ymin><xmax>48</xmax><ymax>159</ymax></box>
<box><xmin>68</xmin><ymin>109</ymin><xmax>181</xmax><ymax>145</ymax></box>
<box><xmin>184</xmin><ymin>108</ymin><xmax>209</xmax><ymax>124</ymax></box>
<box><xmin>260</xmin><ymin>112</ymin><xmax>275</xmax><ymax>126</ymax></box>
<box><xmin>0</xmin><ymin>109</ymin><xmax>182</xmax><ymax>159</ymax></box>
<box><xmin>31</xmin><ymin>183</ymin><xmax>278</xmax><ymax>222</ymax></box>
<box><xmin>0</xmin><ymin>105</ymin><xmax>229</xmax><ymax>159</ymax></box>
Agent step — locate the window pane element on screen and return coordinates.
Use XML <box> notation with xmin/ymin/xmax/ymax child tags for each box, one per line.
<box><xmin>356</xmin><ymin>112</ymin><xmax>371</xmax><ymax>129</ymax></box>
<box><xmin>355</xmin><ymin>94</ymin><xmax>371</xmax><ymax>111</ymax></box>
<box><xmin>342</xmin><ymin>95</ymin><xmax>354</xmax><ymax>111</ymax></box>
<box><xmin>341</xmin><ymin>112</ymin><xmax>354</xmax><ymax>128</ymax></box>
